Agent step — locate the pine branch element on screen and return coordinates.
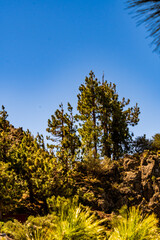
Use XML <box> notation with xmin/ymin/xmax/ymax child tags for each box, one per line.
<box><xmin>127</xmin><ymin>0</ymin><xmax>160</xmax><ymax>53</ymax></box>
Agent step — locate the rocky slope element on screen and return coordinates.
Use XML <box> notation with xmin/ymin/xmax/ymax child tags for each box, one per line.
<box><xmin>120</xmin><ymin>151</ymin><xmax>160</xmax><ymax>218</ymax></box>
<box><xmin>75</xmin><ymin>151</ymin><xmax>160</xmax><ymax>219</ymax></box>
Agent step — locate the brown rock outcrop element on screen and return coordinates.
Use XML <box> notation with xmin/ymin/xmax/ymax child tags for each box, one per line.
<box><xmin>75</xmin><ymin>151</ymin><xmax>160</xmax><ymax>219</ymax></box>
<box><xmin>118</xmin><ymin>152</ymin><xmax>160</xmax><ymax>218</ymax></box>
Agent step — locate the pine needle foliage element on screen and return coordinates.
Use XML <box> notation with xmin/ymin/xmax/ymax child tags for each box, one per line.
<box><xmin>127</xmin><ymin>0</ymin><xmax>160</xmax><ymax>53</ymax></box>
<box><xmin>109</xmin><ymin>206</ymin><xmax>160</xmax><ymax>240</ymax></box>
<box><xmin>51</xmin><ymin>205</ymin><xmax>106</xmax><ymax>240</ymax></box>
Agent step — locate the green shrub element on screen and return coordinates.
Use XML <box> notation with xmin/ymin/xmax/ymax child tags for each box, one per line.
<box><xmin>0</xmin><ymin>219</ymin><xmax>27</xmax><ymax>240</ymax></box>
<box><xmin>0</xmin><ymin>215</ymin><xmax>57</xmax><ymax>240</ymax></box>
<box><xmin>25</xmin><ymin>214</ymin><xmax>57</xmax><ymax>240</ymax></box>
<box><xmin>1</xmin><ymin>197</ymin><xmax>107</xmax><ymax>240</ymax></box>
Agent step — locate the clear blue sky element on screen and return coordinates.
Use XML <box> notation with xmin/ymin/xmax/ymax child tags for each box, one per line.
<box><xmin>0</xmin><ymin>0</ymin><xmax>160</xmax><ymax>140</ymax></box>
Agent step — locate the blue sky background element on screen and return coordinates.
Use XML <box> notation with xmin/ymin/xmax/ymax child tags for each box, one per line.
<box><xmin>0</xmin><ymin>0</ymin><xmax>160</xmax><ymax>140</ymax></box>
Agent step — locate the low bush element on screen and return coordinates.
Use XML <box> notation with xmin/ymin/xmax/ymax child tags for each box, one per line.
<box><xmin>0</xmin><ymin>197</ymin><xmax>107</xmax><ymax>240</ymax></box>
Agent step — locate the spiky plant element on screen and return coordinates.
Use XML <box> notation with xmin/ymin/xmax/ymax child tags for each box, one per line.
<box><xmin>49</xmin><ymin>204</ymin><xmax>107</xmax><ymax>240</ymax></box>
<box><xmin>109</xmin><ymin>206</ymin><xmax>160</xmax><ymax>240</ymax></box>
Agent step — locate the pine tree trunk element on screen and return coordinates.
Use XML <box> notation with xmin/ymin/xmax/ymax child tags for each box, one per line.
<box><xmin>92</xmin><ymin>107</ymin><xmax>97</xmax><ymax>159</ymax></box>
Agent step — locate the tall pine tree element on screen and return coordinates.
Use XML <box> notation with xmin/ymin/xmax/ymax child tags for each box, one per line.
<box><xmin>77</xmin><ymin>71</ymin><xmax>101</xmax><ymax>160</ymax></box>
<box><xmin>77</xmin><ymin>71</ymin><xmax>140</xmax><ymax>160</ymax></box>
<box><xmin>47</xmin><ymin>103</ymin><xmax>80</xmax><ymax>170</ymax></box>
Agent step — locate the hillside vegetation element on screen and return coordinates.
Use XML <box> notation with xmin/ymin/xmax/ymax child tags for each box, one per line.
<box><xmin>0</xmin><ymin>72</ymin><xmax>160</xmax><ymax>239</ymax></box>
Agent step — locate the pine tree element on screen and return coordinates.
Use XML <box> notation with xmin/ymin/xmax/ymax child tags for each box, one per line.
<box><xmin>152</xmin><ymin>133</ymin><xmax>160</xmax><ymax>150</ymax></box>
<box><xmin>0</xmin><ymin>106</ymin><xmax>24</xmax><ymax>218</ymax></box>
<box><xmin>77</xmin><ymin>71</ymin><xmax>101</xmax><ymax>160</ymax></box>
<box><xmin>47</xmin><ymin>103</ymin><xmax>80</xmax><ymax>170</ymax></box>
<box><xmin>36</xmin><ymin>132</ymin><xmax>45</xmax><ymax>150</ymax></box>
<box><xmin>77</xmin><ymin>72</ymin><xmax>140</xmax><ymax>160</ymax></box>
<box><xmin>132</xmin><ymin>134</ymin><xmax>152</xmax><ymax>153</ymax></box>
<box><xmin>0</xmin><ymin>105</ymin><xmax>11</xmax><ymax>163</ymax></box>
<box><xmin>65</xmin><ymin>103</ymin><xmax>81</xmax><ymax>163</ymax></box>
<box><xmin>99</xmin><ymin>82</ymin><xmax>140</xmax><ymax>159</ymax></box>
<box><xmin>11</xmin><ymin>130</ymin><xmax>60</xmax><ymax>214</ymax></box>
